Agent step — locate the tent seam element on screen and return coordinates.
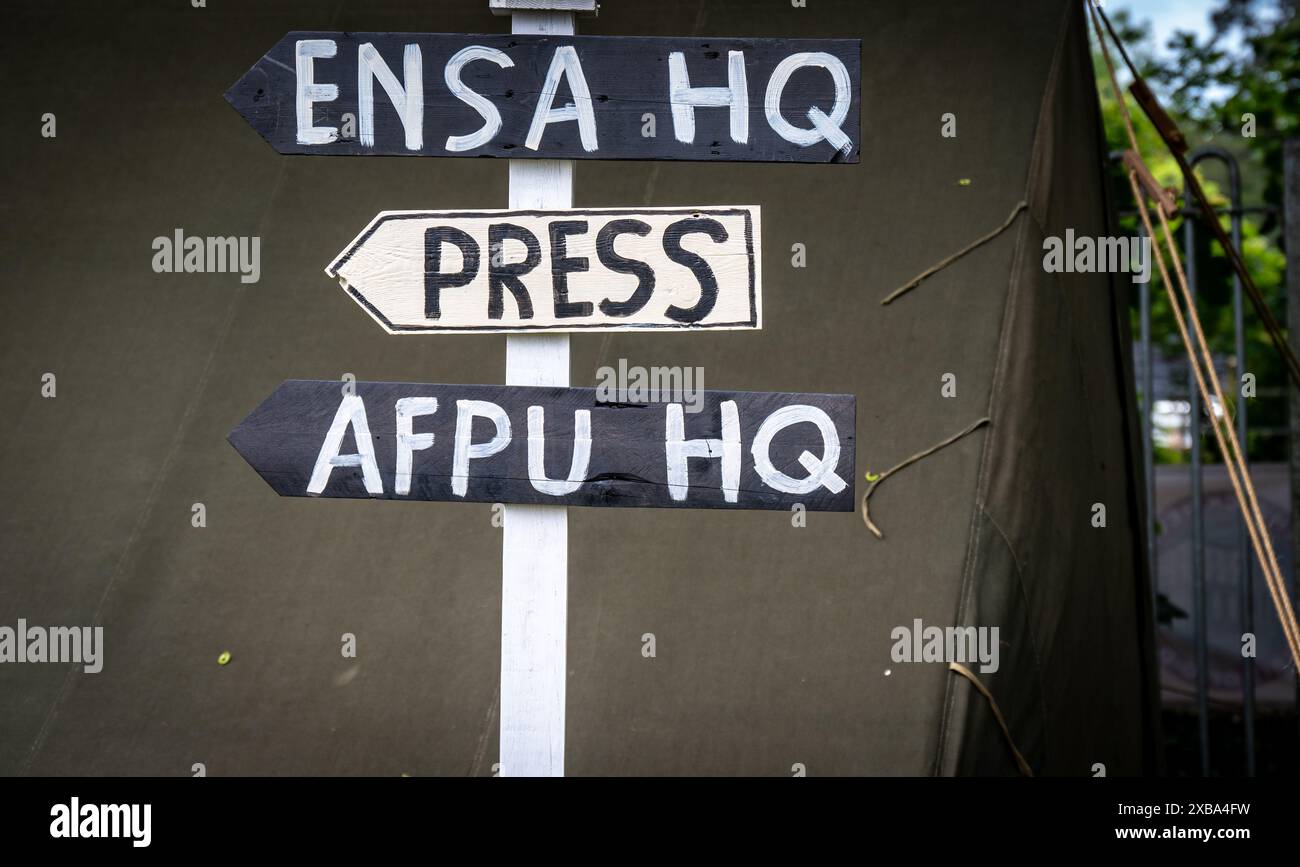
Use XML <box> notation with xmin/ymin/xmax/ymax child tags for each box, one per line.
<box><xmin>1085</xmin><ymin>19</ymin><xmax>1165</xmax><ymax>773</ymax></box>
<box><xmin>932</xmin><ymin>0</ymin><xmax>1074</xmax><ymax>776</ymax></box>
<box><xmin>980</xmin><ymin>505</ymin><xmax>1052</xmax><ymax>763</ymax></box>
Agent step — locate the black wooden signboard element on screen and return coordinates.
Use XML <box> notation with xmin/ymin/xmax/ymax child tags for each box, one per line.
<box><xmin>225</xmin><ymin>32</ymin><xmax>861</xmax><ymax>163</ymax></box>
<box><xmin>229</xmin><ymin>380</ymin><xmax>856</xmax><ymax>510</ymax></box>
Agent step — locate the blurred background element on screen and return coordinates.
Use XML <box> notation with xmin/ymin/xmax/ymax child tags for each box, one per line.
<box><xmin>1101</xmin><ymin>0</ymin><xmax>1299</xmax><ymax>775</ymax></box>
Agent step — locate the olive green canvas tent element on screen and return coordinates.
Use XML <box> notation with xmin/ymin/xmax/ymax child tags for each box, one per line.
<box><xmin>0</xmin><ymin>0</ymin><xmax>1158</xmax><ymax>775</ymax></box>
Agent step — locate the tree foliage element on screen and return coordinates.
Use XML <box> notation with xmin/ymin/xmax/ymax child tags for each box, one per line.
<box><xmin>1094</xmin><ymin>1</ymin><xmax>1295</xmax><ymax>461</ymax></box>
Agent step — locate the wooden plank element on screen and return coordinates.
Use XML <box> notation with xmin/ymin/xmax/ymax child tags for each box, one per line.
<box><xmin>327</xmin><ymin>206</ymin><xmax>761</xmax><ymax>333</ymax></box>
<box><xmin>227</xmin><ymin>380</ymin><xmax>857</xmax><ymax>512</ymax></box>
<box><xmin>224</xmin><ymin>32</ymin><xmax>861</xmax><ymax>163</ymax></box>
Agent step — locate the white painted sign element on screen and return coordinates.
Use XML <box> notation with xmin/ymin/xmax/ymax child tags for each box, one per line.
<box><xmin>326</xmin><ymin>206</ymin><xmax>761</xmax><ymax>333</ymax></box>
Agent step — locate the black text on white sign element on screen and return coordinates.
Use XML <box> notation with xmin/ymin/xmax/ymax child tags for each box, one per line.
<box><xmin>327</xmin><ymin>207</ymin><xmax>761</xmax><ymax>333</ymax></box>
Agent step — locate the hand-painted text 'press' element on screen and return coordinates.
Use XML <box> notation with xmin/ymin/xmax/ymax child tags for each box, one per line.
<box><xmin>229</xmin><ymin>381</ymin><xmax>855</xmax><ymax>511</ymax></box>
<box><xmin>226</xmin><ymin>33</ymin><xmax>861</xmax><ymax>162</ymax></box>
<box><xmin>328</xmin><ymin>208</ymin><xmax>760</xmax><ymax>332</ymax></box>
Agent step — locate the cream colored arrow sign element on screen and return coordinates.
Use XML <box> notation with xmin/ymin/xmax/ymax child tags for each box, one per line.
<box><xmin>325</xmin><ymin>206</ymin><xmax>761</xmax><ymax>333</ymax></box>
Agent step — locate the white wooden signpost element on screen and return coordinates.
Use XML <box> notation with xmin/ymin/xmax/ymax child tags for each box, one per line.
<box><xmin>504</xmin><ymin>7</ymin><xmax>578</xmax><ymax>777</ymax></box>
<box><xmin>226</xmin><ymin>0</ymin><xmax>860</xmax><ymax>777</ymax></box>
